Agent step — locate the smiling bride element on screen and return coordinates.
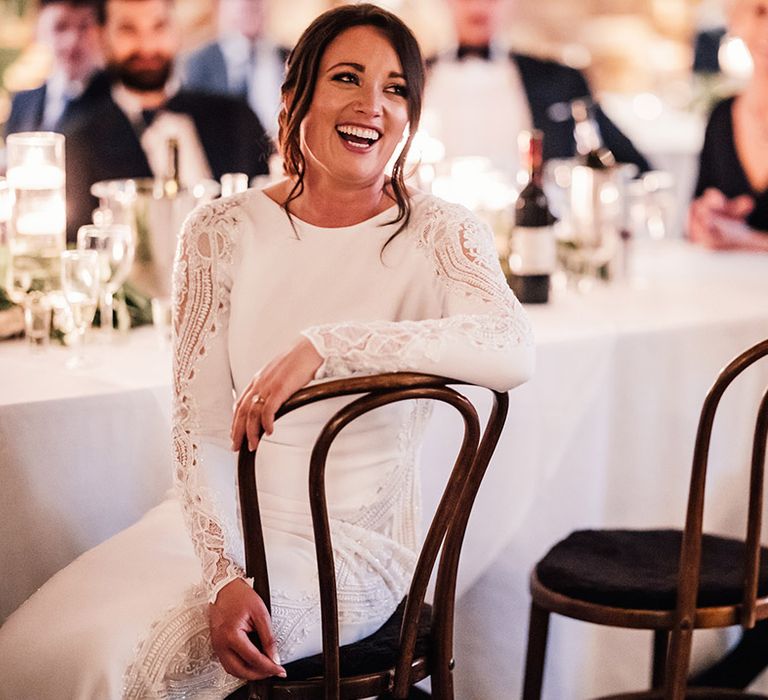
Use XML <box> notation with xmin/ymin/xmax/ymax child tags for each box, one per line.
<box><xmin>0</xmin><ymin>5</ymin><xmax>534</xmax><ymax>698</ymax></box>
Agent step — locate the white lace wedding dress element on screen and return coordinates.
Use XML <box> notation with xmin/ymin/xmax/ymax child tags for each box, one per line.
<box><xmin>0</xmin><ymin>189</ymin><xmax>534</xmax><ymax>699</ymax></box>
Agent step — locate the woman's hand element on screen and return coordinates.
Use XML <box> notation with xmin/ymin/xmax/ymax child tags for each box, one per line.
<box><xmin>231</xmin><ymin>336</ymin><xmax>323</xmax><ymax>452</ymax></box>
<box><xmin>688</xmin><ymin>188</ymin><xmax>755</xmax><ymax>250</ymax></box>
<box><xmin>209</xmin><ymin>578</ymin><xmax>286</xmax><ymax>680</ymax></box>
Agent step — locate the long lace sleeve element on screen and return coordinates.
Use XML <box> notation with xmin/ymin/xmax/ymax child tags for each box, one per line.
<box><xmin>172</xmin><ymin>196</ymin><xmax>246</xmax><ymax>602</ymax></box>
<box><xmin>302</xmin><ymin>199</ymin><xmax>535</xmax><ymax>391</ymax></box>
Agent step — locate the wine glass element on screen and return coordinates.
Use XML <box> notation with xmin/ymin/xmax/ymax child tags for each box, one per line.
<box><xmin>76</xmin><ymin>224</ymin><xmax>134</xmax><ymax>338</ymax></box>
<box><xmin>60</xmin><ymin>250</ymin><xmax>100</xmax><ymax>369</ymax></box>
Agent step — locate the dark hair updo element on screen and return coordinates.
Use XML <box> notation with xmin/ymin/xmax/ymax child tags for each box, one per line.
<box><xmin>278</xmin><ymin>3</ymin><xmax>426</xmax><ymax>233</ymax></box>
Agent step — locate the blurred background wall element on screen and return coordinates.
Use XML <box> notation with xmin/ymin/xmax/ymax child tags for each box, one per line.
<box><xmin>0</xmin><ymin>0</ymin><xmax>725</xmax><ymax>129</ymax></box>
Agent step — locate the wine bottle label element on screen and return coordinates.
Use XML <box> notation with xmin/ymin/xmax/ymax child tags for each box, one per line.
<box><xmin>508</xmin><ymin>226</ymin><xmax>556</xmax><ymax>275</ymax></box>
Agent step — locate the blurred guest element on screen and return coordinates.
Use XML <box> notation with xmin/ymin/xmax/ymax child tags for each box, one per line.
<box><xmin>423</xmin><ymin>0</ymin><xmax>649</xmax><ymax>174</ymax></box>
<box><xmin>182</xmin><ymin>0</ymin><xmax>287</xmax><ymax>138</ymax></box>
<box><xmin>65</xmin><ymin>0</ymin><xmax>271</xmax><ymax>240</ymax></box>
<box><xmin>688</xmin><ymin>0</ymin><xmax>768</xmax><ymax>253</ymax></box>
<box><xmin>5</xmin><ymin>0</ymin><xmax>108</xmax><ymax>136</ymax></box>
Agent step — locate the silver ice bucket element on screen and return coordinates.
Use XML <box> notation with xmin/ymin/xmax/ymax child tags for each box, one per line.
<box><xmin>545</xmin><ymin>159</ymin><xmax>637</xmax><ymax>280</ymax></box>
<box><xmin>90</xmin><ymin>177</ymin><xmax>220</xmax><ymax>299</ymax></box>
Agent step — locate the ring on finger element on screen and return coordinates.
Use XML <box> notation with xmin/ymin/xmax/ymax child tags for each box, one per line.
<box><xmin>252</xmin><ymin>394</ymin><xmax>266</xmax><ymax>406</ymax></box>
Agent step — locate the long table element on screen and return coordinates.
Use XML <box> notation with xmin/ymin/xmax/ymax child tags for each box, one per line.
<box><xmin>0</xmin><ymin>329</ymin><xmax>173</xmax><ymax>622</ymax></box>
<box><xmin>2</xmin><ymin>240</ymin><xmax>767</xmax><ymax>697</ymax></box>
<box><xmin>442</xmin><ymin>241</ymin><xmax>768</xmax><ymax>698</ymax></box>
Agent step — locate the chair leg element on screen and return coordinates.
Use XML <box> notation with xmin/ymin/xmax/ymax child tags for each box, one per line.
<box><xmin>664</xmin><ymin>629</ymin><xmax>694</xmax><ymax>700</ymax></box>
<box><xmin>651</xmin><ymin>630</ymin><xmax>668</xmax><ymax>689</ymax></box>
<box><xmin>430</xmin><ymin>656</ymin><xmax>454</xmax><ymax>700</ymax></box>
<box><xmin>522</xmin><ymin>602</ymin><xmax>551</xmax><ymax>700</ymax></box>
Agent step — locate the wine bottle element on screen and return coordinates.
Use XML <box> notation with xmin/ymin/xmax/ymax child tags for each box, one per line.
<box><xmin>162</xmin><ymin>138</ymin><xmax>181</xmax><ymax>198</ymax></box>
<box><xmin>508</xmin><ymin>130</ymin><xmax>556</xmax><ymax>304</ymax></box>
<box><xmin>571</xmin><ymin>99</ymin><xmax>615</xmax><ymax>169</ymax></box>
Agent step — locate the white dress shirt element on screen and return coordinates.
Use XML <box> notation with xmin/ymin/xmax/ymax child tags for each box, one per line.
<box><xmin>422</xmin><ymin>44</ymin><xmax>533</xmax><ymax>177</ymax></box>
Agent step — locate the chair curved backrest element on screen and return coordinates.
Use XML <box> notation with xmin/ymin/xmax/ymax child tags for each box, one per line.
<box><xmin>666</xmin><ymin>338</ymin><xmax>768</xmax><ymax>696</ymax></box>
<box><xmin>236</xmin><ymin>372</ymin><xmax>509</xmax><ymax>700</ymax></box>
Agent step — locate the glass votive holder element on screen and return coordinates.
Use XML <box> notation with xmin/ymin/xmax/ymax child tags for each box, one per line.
<box><xmin>6</xmin><ymin>132</ymin><xmax>67</xmax><ymax>246</ymax></box>
<box><xmin>23</xmin><ymin>291</ymin><xmax>52</xmax><ymax>351</ymax></box>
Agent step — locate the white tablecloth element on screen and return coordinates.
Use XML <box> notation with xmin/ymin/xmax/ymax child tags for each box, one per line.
<box><xmin>439</xmin><ymin>241</ymin><xmax>768</xmax><ymax>698</ymax></box>
<box><xmin>1</xmin><ymin>240</ymin><xmax>767</xmax><ymax>697</ymax></box>
<box><xmin>0</xmin><ymin>329</ymin><xmax>173</xmax><ymax>622</ymax></box>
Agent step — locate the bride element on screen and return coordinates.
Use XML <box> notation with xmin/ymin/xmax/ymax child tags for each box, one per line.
<box><xmin>0</xmin><ymin>4</ymin><xmax>534</xmax><ymax>698</ymax></box>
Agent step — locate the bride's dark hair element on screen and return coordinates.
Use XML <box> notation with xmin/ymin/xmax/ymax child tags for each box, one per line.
<box><xmin>277</xmin><ymin>3</ymin><xmax>425</xmax><ymax>234</ymax></box>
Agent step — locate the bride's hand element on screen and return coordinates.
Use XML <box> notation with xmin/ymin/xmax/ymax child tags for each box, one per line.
<box><xmin>231</xmin><ymin>336</ymin><xmax>323</xmax><ymax>451</ymax></box>
<box><xmin>209</xmin><ymin>578</ymin><xmax>286</xmax><ymax>680</ymax></box>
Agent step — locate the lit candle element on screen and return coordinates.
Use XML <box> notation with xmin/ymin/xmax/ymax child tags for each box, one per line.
<box><xmin>6</xmin><ymin>163</ymin><xmax>65</xmax><ymax>191</ymax></box>
<box><xmin>14</xmin><ymin>206</ymin><xmax>67</xmax><ymax>237</ymax></box>
<box><xmin>6</xmin><ymin>133</ymin><xmax>67</xmax><ymax>244</ymax></box>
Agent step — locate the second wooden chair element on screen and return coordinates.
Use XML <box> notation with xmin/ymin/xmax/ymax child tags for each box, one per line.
<box><xmin>522</xmin><ymin>338</ymin><xmax>768</xmax><ymax>700</ymax></box>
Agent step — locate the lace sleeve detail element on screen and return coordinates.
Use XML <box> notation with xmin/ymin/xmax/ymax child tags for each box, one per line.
<box><xmin>302</xmin><ymin>199</ymin><xmax>534</xmax><ymax>391</ymax></box>
<box><xmin>172</xmin><ymin>195</ymin><xmax>247</xmax><ymax>602</ymax></box>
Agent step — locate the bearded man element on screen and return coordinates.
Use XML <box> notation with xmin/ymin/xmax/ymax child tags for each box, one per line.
<box><xmin>65</xmin><ymin>0</ymin><xmax>271</xmax><ymax>240</ymax></box>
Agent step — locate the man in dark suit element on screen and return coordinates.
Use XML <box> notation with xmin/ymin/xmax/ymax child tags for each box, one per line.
<box><xmin>424</xmin><ymin>0</ymin><xmax>649</xmax><ymax>173</ymax></box>
<box><xmin>182</xmin><ymin>0</ymin><xmax>288</xmax><ymax>139</ymax></box>
<box><xmin>4</xmin><ymin>0</ymin><xmax>107</xmax><ymax>136</ymax></box>
<box><xmin>65</xmin><ymin>0</ymin><xmax>271</xmax><ymax>240</ymax></box>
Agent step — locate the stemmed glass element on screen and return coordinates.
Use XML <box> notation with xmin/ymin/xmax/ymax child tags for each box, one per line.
<box><xmin>60</xmin><ymin>250</ymin><xmax>100</xmax><ymax>368</ymax></box>
<box><xmin>76</xmin><ymin>224</ymin><xmax>134</xmax><ymax>338</ymax></box>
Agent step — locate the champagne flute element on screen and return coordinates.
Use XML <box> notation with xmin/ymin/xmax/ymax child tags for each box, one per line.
<box><xmin>76</xmin><ymin>224</ymin><xmax>134</xmax><ymax>338</ymax></box>
<box><xmin>61</xmin><ymin>250</ymin><xmax>100</xmax><ymax>369</ymax></box>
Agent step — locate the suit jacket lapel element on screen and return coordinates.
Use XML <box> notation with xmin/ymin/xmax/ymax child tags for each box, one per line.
<box><xmin>33</xmin><ymin>85</ymin><xmax>46</xmax><ymax>131</ymax></box>
<box><xmin>97</xmin><ymin>98</ymin><xmax>153</xmax><ymax>178</ymax></box>
<box><xmin>510</xmin><ymin>52</ymin><xmax>578</xmax><ymax>161</ymax></box>
<box><xmin>510</xmin><ymin>53</ymin><xmax>549</xmax><ymax>130</ymax></box>
<box><xmin>18</xmin><ymin>85</ymin><xmax>47</xmax><ymax>132</ymax></box>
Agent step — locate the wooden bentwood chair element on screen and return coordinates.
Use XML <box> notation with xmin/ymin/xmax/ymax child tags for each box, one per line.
<box><xmin>522</xmin><ymin>338</ymin><xmax>768</xmax><ymax>700</ymax></box>
<box><xmin>230</xmin><ymin>372</ymin><xmax>509</xmax><ymax>700</ymax></box>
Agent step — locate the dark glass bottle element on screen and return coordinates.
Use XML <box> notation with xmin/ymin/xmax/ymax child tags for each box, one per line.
<box><xmin>571</xmin><ymin>99</ymin><xmax>616</xmax><ymax>169</ymax></box>
<box><xmin>508</xmin><ymin>130</ymin><xmax>556</xmax><ymax>304</ymax></box>
<box><xmin>163</xmin><ymin>138</ymin><xmax>181</xmax><ymax>198</ymax></box>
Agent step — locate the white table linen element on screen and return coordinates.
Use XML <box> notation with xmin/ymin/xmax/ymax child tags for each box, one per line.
<box><xmin>0</xmin><ymin>329</ymin><xmax>173</xmax><ymax>622</ymax></box>
<box><xmin>2</xmin><ymin>240</ymin><xmax>768</xmax><ymax>697</ymax></box>
<box><xmin>440</xmin><ymin>241</ymin><xmax>768</xmax><ymax>698</ymax></box>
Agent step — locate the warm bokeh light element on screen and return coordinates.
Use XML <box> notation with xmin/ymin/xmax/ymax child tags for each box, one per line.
<box><xmin>718</xmin><ymin>35</ymin><xmax>753</xmax><ymax>82</ymax></box>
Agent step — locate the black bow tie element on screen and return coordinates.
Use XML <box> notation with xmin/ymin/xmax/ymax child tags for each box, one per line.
<box><xmin>457</xmin><ymin>44</ymin><xmax>491</xmax><ymax>61</ymax></box>
<box><xmin>141</xmin><ymin>108</ymin><xmax>160</xmax><ymax>127</ymax></box>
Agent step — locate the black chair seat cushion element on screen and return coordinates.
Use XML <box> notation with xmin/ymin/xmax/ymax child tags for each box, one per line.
<box><xmin>536</xmin><ymin>529</ymin><xmax>768</xmax><ymax>610</ymax></box>
<box><xmin>281</xmin><ymin>599</ymin><xmax>433</xmax><ymax>681</ymax></box>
